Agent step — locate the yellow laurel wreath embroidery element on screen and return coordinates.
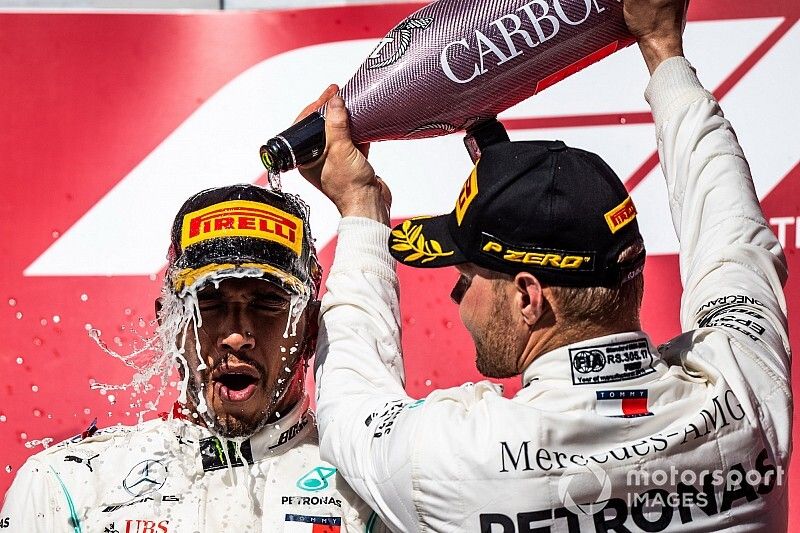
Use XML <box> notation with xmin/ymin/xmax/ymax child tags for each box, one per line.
<box><xmin>391</xmin><ymin>219</ymin><xmax>454</xmax><ymax>264</ymax></box>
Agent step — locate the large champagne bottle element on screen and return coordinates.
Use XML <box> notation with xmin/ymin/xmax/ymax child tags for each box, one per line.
<box><xmin>260</xmin><ymin>0</ymin><xmax>634</xmax><ymax>173</ymax></box>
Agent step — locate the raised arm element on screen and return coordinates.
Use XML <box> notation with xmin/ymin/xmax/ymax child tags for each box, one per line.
<box><xmin>299</xmin><ymin>92</ymin><xmax>423</xmax><ymax>531</ymax></box>
<box><xmin>628</xmin><ymin>0</ymin><xmax>790</xmax><ymax>384</ymax></box>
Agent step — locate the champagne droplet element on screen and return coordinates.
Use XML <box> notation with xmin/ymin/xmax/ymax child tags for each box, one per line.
<box><xmin>267</xmin><ymin>171</ymin><xmax>281</xmax><ymax>191</ymax></box>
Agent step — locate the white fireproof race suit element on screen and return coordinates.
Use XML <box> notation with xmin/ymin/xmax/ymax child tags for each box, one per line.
<box><xmin>314</xmin><ymin>57</ymin><xmax>791</xmax><ymax>532</ymax></box>
<box><xmin>0</xmin><ymin>394</ymin><xmax>383</xmax><ymax>532</ymax></box>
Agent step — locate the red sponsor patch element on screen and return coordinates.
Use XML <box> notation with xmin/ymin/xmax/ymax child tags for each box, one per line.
<box><xmin>603</xmin><ymin>196</ymin><xmax>637</xmax><ymax>234</ymax></box>
<box><xmin>596</xmin><ymin>389</ymin><xmax>652</xmax><ymax>418</ymax></box>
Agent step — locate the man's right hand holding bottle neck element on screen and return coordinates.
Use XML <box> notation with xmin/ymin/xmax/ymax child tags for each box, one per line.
<box><xmin>297</xmin><ymin>89</ymin><xmax>390</xmax><ymax>226</ymax></box>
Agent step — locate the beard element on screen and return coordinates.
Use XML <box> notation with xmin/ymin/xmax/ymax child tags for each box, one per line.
<box><xmin>184</xmin><ymin>359</ymin><xmax>276</xmax><ymax>439</ymax></box>
<box><xmin>204</xmin><ymin>402</ymin><xmax>271</xmax><ymax>439</ymax></box>
<box><xmin>473</xmin><ymin>288</ymin><xmax>521</xmax><ymax>379</ymax></box>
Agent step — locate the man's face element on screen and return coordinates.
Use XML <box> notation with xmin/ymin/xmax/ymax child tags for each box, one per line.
<box><xmin>181</xmin><ymin>277</ymin><xmax>312</xmax><ymax>438</ymax></box>
<box><xmin>452</xmin><ymin>264</ymin><xmax>522</xmax><ymax>379</ymax></box>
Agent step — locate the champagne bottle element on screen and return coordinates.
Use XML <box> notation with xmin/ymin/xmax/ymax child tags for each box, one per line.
<box><xmin>260</xmin><ymin>0</ymin><xmax>634</xmax><ymax>173</ymax></box>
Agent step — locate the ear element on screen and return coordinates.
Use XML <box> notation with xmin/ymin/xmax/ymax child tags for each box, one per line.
<box><xmin>513</xmin><ymin>272</ymin><xmax>544</xmax><ymax>327</ymax></box>
<box><xmin>154</xmin><ymin>297</ymin><xmax>164</xmax><ymax>326</ymax></box>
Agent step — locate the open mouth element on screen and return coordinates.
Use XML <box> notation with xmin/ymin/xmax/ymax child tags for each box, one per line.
<box><xmin>213</xmin><ymin>366</ymin><xmax>261</xmax><ymax>402</ymax></box>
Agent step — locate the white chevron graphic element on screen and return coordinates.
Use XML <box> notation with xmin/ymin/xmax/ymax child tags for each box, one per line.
<box><xmin>25</xmin><ymin>18</ymin><xmax>797</xmax><ymax>275</ymax></box>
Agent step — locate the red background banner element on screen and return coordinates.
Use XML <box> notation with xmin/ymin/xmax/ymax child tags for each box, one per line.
<box><xmin>1</xmin><ymin>1</ymin><xmax>798</xmax><ymax>524</ymax></box>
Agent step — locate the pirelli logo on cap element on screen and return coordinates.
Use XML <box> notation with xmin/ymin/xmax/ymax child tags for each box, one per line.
<box><xmin>181</xmin><ymin>200</ymin><xmax>303</xmax><ymax>256</ymax></box>
<box><xmin>480</xmin><ymin>234</ymin><xmax>595</xmax><ymax>271</ymax></box>
<box><xmin>604</xmin><ymin>196</ymin><xmax>637</xmax><ymax>234</ymax></box>
<box><xmin>455</xmin><ymin>165</ymin><xmax>479</xmax><ymax>226</ymax></box>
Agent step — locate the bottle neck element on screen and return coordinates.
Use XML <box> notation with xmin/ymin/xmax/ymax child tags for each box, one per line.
<box><xmin>260</xmin><ymin>111</ymin><xmax>326</xmax><ymax>173</ymax></box>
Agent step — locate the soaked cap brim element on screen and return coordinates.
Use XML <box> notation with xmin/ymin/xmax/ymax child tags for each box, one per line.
<box><xmin>172</xmin><ymin>262</ymin><xmax>307</xmax><ymax>297</ymax></box>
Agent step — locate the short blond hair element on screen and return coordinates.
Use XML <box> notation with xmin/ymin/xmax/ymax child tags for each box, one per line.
<box><xmin>546</xmin><ymin>240</ymin><xmax>645</xmax><ymax>329</ymax></box>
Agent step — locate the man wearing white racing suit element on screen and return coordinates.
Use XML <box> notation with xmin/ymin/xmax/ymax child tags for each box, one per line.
<box><xmin>0</xmin><ymin>185</ymin><xmax>382</xmax><ymax>532</ymax></box>
<box><xmin>298</xmin><ymin>0</ymin><xmax>792</xmax><ymax>531</ymax></box>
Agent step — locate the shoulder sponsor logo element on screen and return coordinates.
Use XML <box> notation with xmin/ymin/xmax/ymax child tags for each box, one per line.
<box><xmin>481</xmin><ymin>234</ymin><xmax>594</xmax><ymax>271</ymax></box>
<box><xmin>697</xmin><ymin>294</ymin><xmax>765</xmax><ymax>312</ymax></box>
<box><xmin>181</xmin><ymin>200</ymin><xmax>303</xmax><ymax>256</ymax></box>
<box><xmin>604</xmin><ymin>195</ymin><xmax>637</xmax><ymax>234</ymax></box>
<box><xmin>569</xmin><ymin>339</ymin><xmax>655</xmax><ymax>386</ymax></box>
<box><xmin>364</xmin><ymin>399</ymin><xmax>422</xmax><ymax>438</ymax></box>
<box><xmin>595</xmin><ymin>389</ymin><xmax>653</xmax><ymax>418</ymax></box>
<box><xmin>455</xmin><ymin>166</ymin><xmax>479</xmax><ymax>225</ymax></box>
<box><xmin>296</xmin><ymin>466</ymin><xmax>337</xmax><ymax>492</ymax></box>
<box><xmin>64</xmin><ymin>452</ymin><xmax>100</xmax><ymax>472</ymax></box>
<box><xmin>696</xmin><ymin>294</ymin><xmax>769</xmax><ymax>342</ymax></box>
<box><xmin>123</xmin><ymin>460</ymin><xmax>168</xmax><ymax>497</ymax></box>
<box><xmin>284</xmin><ymin>513</ymin><xmax>341</xmax><ymax>532</ymax></box>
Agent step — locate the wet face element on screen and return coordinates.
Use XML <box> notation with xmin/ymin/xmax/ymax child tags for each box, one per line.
<box><xmin>452</xmin><ymin>264</ymin><xmax>521</xmax><ymax>379</ymax></box>
<box><xmin>181</xmin><ymin>277</ymin><xmax>313</xmax><ymax>438</ymax></box>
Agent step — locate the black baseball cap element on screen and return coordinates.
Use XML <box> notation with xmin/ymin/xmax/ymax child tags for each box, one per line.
<box><xmin>166</xmin><ymin>184</ymin><xmax>321</xmax><ymax>297</ymax></box>
<box><xmin>389</xmin><ymin>140</ymin><xmax>645</xmax><ymax>287</ymax></box>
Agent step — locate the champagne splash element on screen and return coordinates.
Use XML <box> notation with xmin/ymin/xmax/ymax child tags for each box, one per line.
<box><xmin>267</xmin><ymin>170</ymin><xmax>281</xmax><ymax>191</ymax></box>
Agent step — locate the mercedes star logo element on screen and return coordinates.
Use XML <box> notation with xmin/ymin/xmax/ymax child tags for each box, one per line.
<box><xmin>123</xmin><ymin>459</ymin><xmax>167</xmax><ymax>497</ymax></box>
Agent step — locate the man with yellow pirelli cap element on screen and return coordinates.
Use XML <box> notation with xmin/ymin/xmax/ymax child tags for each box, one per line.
<box><xmin>0</xmin><ymin>184</ymin><xmax>384</xmax><ymax>532</ymax></box>
<box><xmin>298</xmin><ymin>0</ymin><xmax>791</xmax><ymax>531</ymax></box>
